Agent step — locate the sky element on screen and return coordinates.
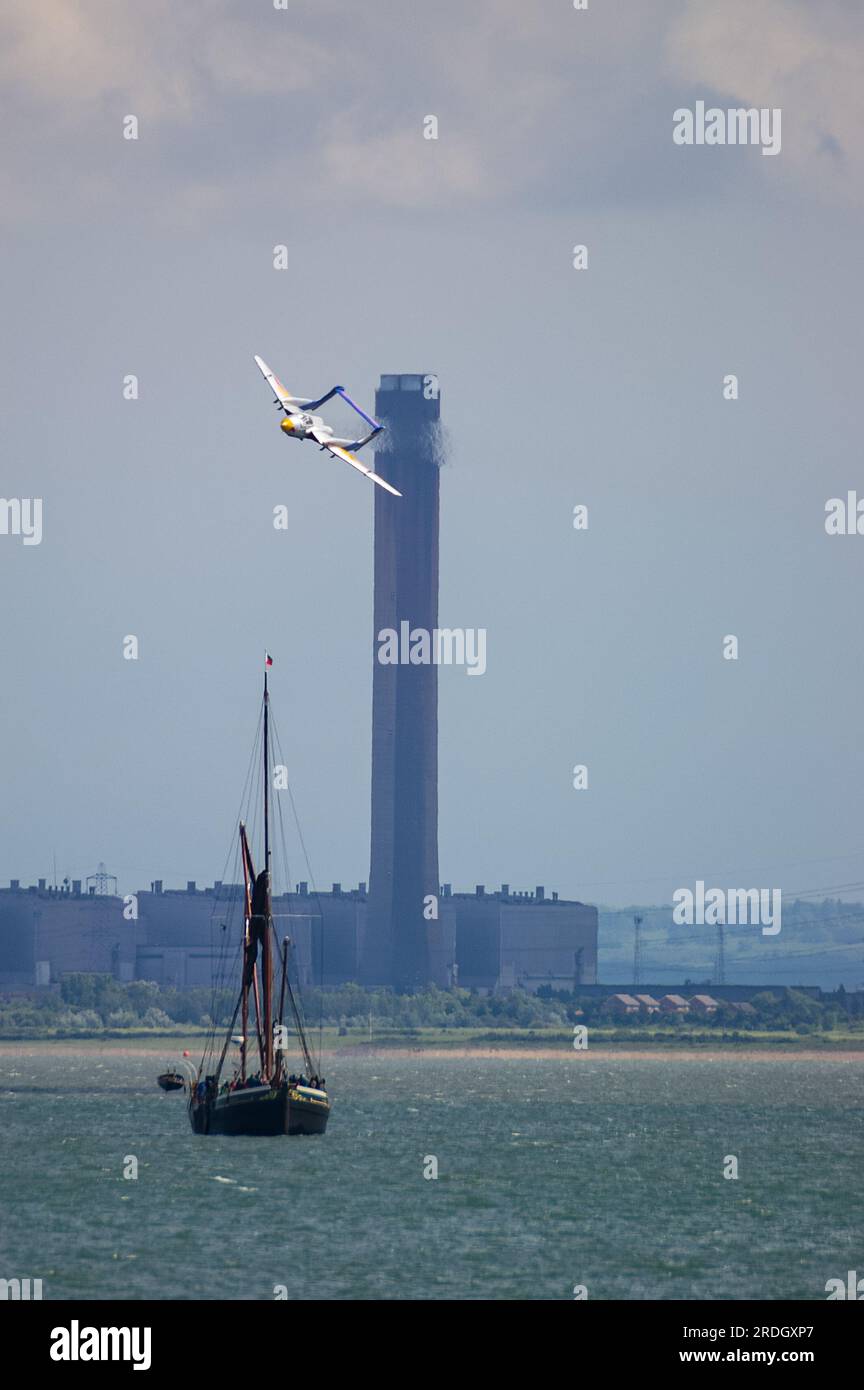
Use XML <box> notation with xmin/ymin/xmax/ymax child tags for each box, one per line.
<box><xmin>1</xmin><ymin>0</ymin><xmax>863</xmax><ymax>910</ymax></box>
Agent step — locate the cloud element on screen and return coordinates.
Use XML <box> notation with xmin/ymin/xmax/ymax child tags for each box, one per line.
<box><xmin>666</xmin><ymin>0</ymin><xmax>864</xmax><ymax>200</ymax></box>
<box><xmin>0</xmin><ymin>0</ymin><xmax>861</xmax><ymax>227</ymax></box>
<box><xmin>0</xmin><ymin>1</ymin><xmax>194</xmax><ymax>116</ymax></box>
<box><xmin>319</xmin><ymin>120</ymin><xmax>489</xmax><ymax>208</ymax></box>
<box><xmin>0</xmin><ymin>0</ymin><xmax>334</xmax><ymax>113</ymax></box>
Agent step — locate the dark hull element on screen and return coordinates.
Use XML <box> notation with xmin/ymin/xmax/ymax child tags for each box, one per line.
<box><xmin>157</xmin><ymin>1075</ymin><xmax>185</xmax><ymax>1092</ymax></box>
<box><xmin>189</xmin><ymin>1084</ymin><xmax>329</xmax><ymax>1137</ymax></box>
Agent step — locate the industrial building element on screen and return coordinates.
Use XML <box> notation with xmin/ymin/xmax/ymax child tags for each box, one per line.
<box><xmin>0</xmin><ymin>877</ymin><xmax>598</xmax><ymax>995</ymax></box>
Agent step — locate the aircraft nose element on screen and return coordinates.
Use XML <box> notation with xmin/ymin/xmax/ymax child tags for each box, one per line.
<box><xmin>280</xmin><ymin>418</ymin><xmax>294</xmax><ymax>433</ymax></box>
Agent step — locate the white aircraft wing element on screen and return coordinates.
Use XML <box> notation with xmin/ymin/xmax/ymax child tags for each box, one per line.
<box><xmin>314</xmin><ymin>436</ymin><xmax>401</xmax><ymax>497</ymax></box>
<box><xmin>253</xmin><ymin>354</ymin><xmax>313</xmax><ymax>410</ymax></box>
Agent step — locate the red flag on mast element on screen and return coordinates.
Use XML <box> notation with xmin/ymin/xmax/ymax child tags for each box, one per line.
<box><xmin>265</xmin><ymin>652</ymin><xmax>273</xmax><ymax>668</ymax></box>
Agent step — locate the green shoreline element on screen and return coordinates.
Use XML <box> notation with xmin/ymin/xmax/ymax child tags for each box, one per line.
<box><xmin>1</xmin><ymin>1026</ymin><xmax>864</xmax><ymax>1052</ymax></box>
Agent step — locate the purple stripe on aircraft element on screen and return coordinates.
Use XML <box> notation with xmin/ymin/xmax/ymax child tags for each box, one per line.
<box><xmin>337</xmin><ymin>388</ymin><xmax>380</xmax><ymax>431</ymax></box>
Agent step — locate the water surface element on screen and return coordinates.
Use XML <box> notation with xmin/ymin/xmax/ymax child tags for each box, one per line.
<box><xmin>1</xmin><ymin>1052</ymin><xmax>861</xmax><ymax>1299</ymax></box>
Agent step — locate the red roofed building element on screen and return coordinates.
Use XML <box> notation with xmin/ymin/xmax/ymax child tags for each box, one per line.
<box><xmin>660</xmin><ymin>993</ymin><xmax>689</xmax><ymax>1013</ymax></box>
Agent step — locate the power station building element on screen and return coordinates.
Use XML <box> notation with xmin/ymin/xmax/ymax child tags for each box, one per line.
<box><xmin>0</xmin><ymin>877</ymin><xmax>597</xmax><ymax>994</ymax></box>
<box><xmin>0</xmin><ymin>370</ymin><xmax>599</xmax><ymax>996</ymax></box>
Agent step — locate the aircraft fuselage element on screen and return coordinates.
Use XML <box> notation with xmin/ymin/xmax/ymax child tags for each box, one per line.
<box><xmin>280</xmin><ymin>412</ymin><xmax>329</xmax><ymax>442</ymax></box>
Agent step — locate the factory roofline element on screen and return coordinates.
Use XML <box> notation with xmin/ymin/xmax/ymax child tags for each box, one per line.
<box><xmin>1</xmin><ymin>877</ymin><xmax>586</xmax><ymax>906</ymax></box>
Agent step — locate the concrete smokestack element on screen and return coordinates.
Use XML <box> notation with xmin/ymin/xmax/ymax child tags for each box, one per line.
<box><xmin>363</xmin><ymin>373</ymin><xmax>443</xmax><ymax>989</ymax></box>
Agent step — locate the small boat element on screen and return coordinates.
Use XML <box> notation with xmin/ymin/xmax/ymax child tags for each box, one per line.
<box><xmin>188</xmin><ymin>665</ymin><xmax>330</xmax><ymax>1138</ymax></box>
<box><xmin>157</xmin><ymin>1070</ymin><xmax>185</xmax><ymax>1092</ymax></box>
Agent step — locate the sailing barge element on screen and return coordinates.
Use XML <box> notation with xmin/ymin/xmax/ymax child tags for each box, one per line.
<box><xmin>189</xmin><ymin>668</ymin><xmax>330</xmax><ymax>1138</ymax></box>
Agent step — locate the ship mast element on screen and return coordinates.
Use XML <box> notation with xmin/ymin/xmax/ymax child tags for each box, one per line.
<box><xmin>240</xmin><ymin>851</ymin><xmax>249</xmax><ymax>1084</ymax></box>
<box><xmin>230</xmin><ymin>665</ymin><xmax>301</xmax><ymax>1089</ymax></box>
<box><xmin>236</xmin><ymin>668</ymin><xmax>274</xmax><ymax>1084</ymax></box>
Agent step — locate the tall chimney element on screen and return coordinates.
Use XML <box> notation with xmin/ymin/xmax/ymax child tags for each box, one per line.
<box><xmin>363</xmin><ymin>373</ymin><xmax>442</xmax><ymax>989</ymax></box>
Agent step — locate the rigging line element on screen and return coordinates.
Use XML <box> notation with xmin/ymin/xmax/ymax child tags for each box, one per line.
<box><xmin>208</xmin><ymin>707</ymin><xmax>261</xmax><ymax>915</ymax></box>
<box><xmin>209</xmin><ymin>841</ymin><xmax>241</xmax><ymax>1032</ymax></box>
<box><xmin>282</xmin><ymin>925</ymin><xmax>313</xmax><ymax>1065</ymax></box>
<box><xmin>268</xmin><ymin>708</ymin><xmax>325</xmax><ymax>1071</ymax></box>
<box><xmin>284</xmin><ymin>966</ymin><xmax>315</xmax><ymax>1079</ymax></box>
<box><xmin>268</xmin><ymin>920</ymin><xmax>313</xmax><ymax>1076</ymax></box>
<box><xmin>204</xmin><ymin>701</ymin><xmax>265</xmax><ymax>1070</ymax></box>
<box><xmin>211</xmin><ymin>838</ymin><xmax>245</xmax><ymax>1015</ymax></box>
<box><xmin>211</xmin><ymin>872</ymin><xmax>245</xmax><ymax>1056</ymax></box>
<box><xmin>273</xmin><ymin>777</ymin><xmax>293</xmax><ymax>893</ymax></box>
<box><xmin>207</xmin><ymin>939</ymin><xmax>244</xmax><ymax>1071</ymax></box>
<box><xmin>271</xmin><ymin>790</ymin><xmax>311</xmax><ymax>1064</ymax></box>
<box><xmin>282</xmin><ymin>797</ymin><xmax>324</xmax><ymax>1066</ymax></box>
<box><xmin>267</xmin><ymin>711</ymin><xmax>293</xmax><ymax>888</ymax></box>
<box><xmin>208</xmin><ymin>699</ymin><xmax>263</xmax><ymax>925</ymax></box>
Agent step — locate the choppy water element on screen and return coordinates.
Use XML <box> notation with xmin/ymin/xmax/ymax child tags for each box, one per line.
<box><xmin>1</xmin><ymin>1052</ymin><xmax>862</xmax><ymax>1300</ymax></box>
